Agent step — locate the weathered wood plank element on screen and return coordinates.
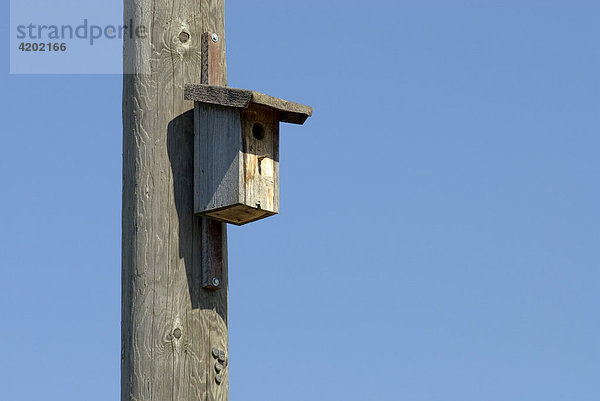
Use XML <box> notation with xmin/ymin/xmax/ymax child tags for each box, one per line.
<box><xmin>194</xmin><ymin>103</ymin><xmax>242</xmax><ymax>214</ymax></box>
<box><xmin>204</xmin><ymin>204</ymin><xmax>276</xmax><ymax>225</ymax></box>
<box><xmin>250</xmin><ymin>91</ymin><xmax>312</xmax><ymax>124</ymax></box>
<box><xmin>184</xmin><ymin>84</ymin><xmax>313</xmax><ymax>124</ymax></box>
<box><xmin>241</xmin><ymin>104</ymin><xmax>280</xmax><ymax>214</ymax></box>
<box><xmin>185</xmin><ymin>84</ymin><xmax>253</xmax><ymax>108</ymax></box>
<box><xmin>122</xmin><ymin>1</ymin><xmax>229</xmax><ymax>400</ymax></box>
<box><xmin>201</xmin><ymin>32</ymin><xmax>224</xmax><ymax>88</ymax></box>
<box><xmin>200</xmin><ymin>217</ymin><xmax>224</xmax><ymax>290</ymax></box>
<box><xmin>199</xmin><ymin>31</ymin><xmax>228</xmax><ymax>293</ymax></box>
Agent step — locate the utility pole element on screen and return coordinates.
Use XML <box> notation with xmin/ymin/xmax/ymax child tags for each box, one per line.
<box><xmin>122</xmin><ymin>1</ymin><xmax>229</xmax><ymax>400</ymax></box>
<box><xmin>122</xmin><ymin>1</ymin><xmax>311</xmax><ymax>400</ymax></box>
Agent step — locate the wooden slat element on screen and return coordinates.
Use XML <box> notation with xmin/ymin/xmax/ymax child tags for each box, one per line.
<box><xmin>194</xmin><ymin>103</ymin><xmax>243</xmax><ymax>217</ymax></box>
<box><xmin>241</xmin><ymin>104</ymin><xmax>280</xmax><ymax>215</ymax></box>
<box><xmin>204</xmin><ymin>204</ymin><xmax>276</xmax><ymax>225</ymax></box>
<box><xmin>201</xmin><ymin>32</ymin><xmax>224</xmax><ymax>90</ymax></box>
<box><xmin>198</xmin><ymin>28</ymin><xmax>230</xmax><ymax>398</ymax></box>
<box><xmin>199</xmin><ymin>32</ymin><xmax>228</xmax><ymax>293</ymax></box>
<box><xmin>185</xmin><ymin>84</ymin><xmax>253</xmax><ymax>108</ymax></box>
<box><xmin>184</xmin><ymin>83</ymin><xmax>313</xmax><ymax>125</ymax></box>
<box><xmin>200</xmin><ymin>209</ymin><xmax>225</xmax><ymax>290</ymax></box>
<box><xmin>250</xmin><ymin>91</ymin><xmax>312</xmax><ymax>124</ymax></box>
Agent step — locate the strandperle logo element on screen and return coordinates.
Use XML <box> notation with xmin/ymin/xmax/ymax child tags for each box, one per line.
<box><xmin>15</xmin><ymin>19</ymin><xmax>148</xmax><ymax>45</ymax></box>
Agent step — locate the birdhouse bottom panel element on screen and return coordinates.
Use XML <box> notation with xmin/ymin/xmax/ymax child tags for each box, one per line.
<box><xmin>204</xmin><ymin>204</ymin><xmax>277</xmax><ymax>226</ymax></box>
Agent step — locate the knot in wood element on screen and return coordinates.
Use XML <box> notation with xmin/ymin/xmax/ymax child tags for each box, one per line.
<box><xmin>178</xmin><ymin>31</ymin><xmax>190</xmax><ymax>43</ymax></box>
<box><xmin>173</xmin><ymin>328</ymin><xmax>182</xmax><ymax>339</ymax></box>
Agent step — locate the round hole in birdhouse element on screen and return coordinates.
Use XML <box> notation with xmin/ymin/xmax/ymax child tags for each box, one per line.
<box><xmin>252</xmin><ymin>123</ymin><xmax>265</xmax><ymax>140</ymax></box>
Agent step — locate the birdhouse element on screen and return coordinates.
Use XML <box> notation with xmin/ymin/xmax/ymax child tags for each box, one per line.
<box><xmin>184</xmin><ymin>84</ymin><xmax>312</xmax><ymax>225</ymax></box>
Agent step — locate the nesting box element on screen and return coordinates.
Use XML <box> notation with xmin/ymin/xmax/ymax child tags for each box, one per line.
<box><xmin>184</xmin><ymin>84</ymin><xmax>312</xmax><ymax>225</ymax></box>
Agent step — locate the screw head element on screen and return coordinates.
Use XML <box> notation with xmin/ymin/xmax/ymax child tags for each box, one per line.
<box><xmin>212</xmin><ymin>347</ymin><xmax>220</xmax><ymax>358</ymax></box>
<box><xmin>173</xmin><ymin>328</ymin><xmax>182</xmax><ymax>339</ymax></box>
<box><xmin>215</xmin><ymin>362</ymin><xmax>224</xmax><ymax>373</ymax></box>
<box><xmin>211</xmin><ymin>277</ymin><xmax>220</xmax><ymax>287</ymax></box>
<box><xmin>211</xmin><ymin>33</ymin><xmax>219</xmax><ymax>43</ymax></box>
<box><xmin>215</xmin><ymin>374</ymin><xmax>223</xmax><ymax>385</ymax></box>
<box><xmin>218</xmin><ymin>350</ymin><xmax>226</xmax><ymax>363</ymax></box>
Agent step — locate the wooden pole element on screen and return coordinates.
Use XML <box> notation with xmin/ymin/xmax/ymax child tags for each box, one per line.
<box><xmin>122</xmin><ymin>1</ymin><xmax>229</xmax><ymax>400</ymax></box>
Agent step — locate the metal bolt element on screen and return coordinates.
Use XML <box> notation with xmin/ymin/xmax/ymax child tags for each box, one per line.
<box><xmin>215</xmin><ymin>362</ymin><xmax>224</xmax><ymax>373</ymax></box>
<box><xmin>211</xmin><ymin>277</ymin><xmax>220</xmax><ymax>287</ymax></box>
<box><xmin>211</xmin><ymin>33</ymin><xmax>219</xmax><ymax>43</ymax></box>
<box><xmin>217</xmin><ymin>350</ymin><xmax>226</xmax><ymax>363</ymax></box>
<box><xmin>212</xmin><ymin>347</ymin><xmax>220</xmax><ymax>359</ymax></box>
<box><xmin>215</xmin><ymin>374</ymin><xmax>223</xmax><ymax>385</ymax></box>
<box><xmin>173</xmin><ymin>328</ymin><xmax>182</xmax><ymax>339</ymax></box>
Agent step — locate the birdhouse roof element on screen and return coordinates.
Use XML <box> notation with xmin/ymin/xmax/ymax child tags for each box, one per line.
<box><xmin>184</xmin><ymin>84</ymin><xmax>313</xmax><ymax>125</ymax></box>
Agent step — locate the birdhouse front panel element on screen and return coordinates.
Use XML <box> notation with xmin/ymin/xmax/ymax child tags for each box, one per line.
<box><xmin>241</xmin><ymin>104</ymin><xmax>279</xmax><ymax>217</ymax></box>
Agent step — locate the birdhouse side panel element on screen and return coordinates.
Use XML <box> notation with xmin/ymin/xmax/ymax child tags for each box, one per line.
<box><xmin>194</xmin><ymin>103</ymin><xmax>243</xmax><ymax>215</ymax></box>
<box><xmin>241</xmin><ymin>105</ymin><xmax>280</xmax><ymax>214</ymax></box>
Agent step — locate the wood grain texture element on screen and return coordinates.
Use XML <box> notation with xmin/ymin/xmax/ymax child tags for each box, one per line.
<box><xmin>200</xmin><ymin>217</ymin><xmax>224</xmax><ymax>290</ymax></box>
<box><xmin>185</xmin><ymin>85</ymin><xmax>253</xmax><ymax>108</ymax></box>
<box><xmin>122</xmin><ymin>1</ymin><xmax>229</xmax><ymax>400</ymax></box>
<box><xmin>250</xmin><ymin>91</ymin><xmax>312</xmax><ymax>124</ymax></box>
<box><xmin>184</xmin><ymin>84</ymin><xmax>313</xmax><ymax>124</ymax></box>
<box><xmin>194</xmin><ymin>103</ymin><xmax>242</xmax><ymax>215</ymax></box>
<box><xmin>201</xmin><ymin>33</ymin><xmax>223</xmax><ymax>87</ymax></box>
<box><xmin>199</xmin><ymin>31</ymin><xmax>228</xmax><ymax>294</ymax></box>
<box><xmin>241</xmin><ymin>104</ymin><xmax>280</xmax><ymax>215</ymax></box>
<box><xmin>194</xmin><ymin>103</ymin><xmax>280</xmax><ymax>226</ymax></box>
<box><xmin>204</xmin><ymin>204</ymin><xmax>276</xmax><ymax>225</ymax></box>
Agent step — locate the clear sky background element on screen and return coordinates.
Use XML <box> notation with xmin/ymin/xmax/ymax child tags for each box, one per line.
<box><xmin>1</xmin><ymin>1</ymin><xmax>599</xmax><ymax>400</ymax></box>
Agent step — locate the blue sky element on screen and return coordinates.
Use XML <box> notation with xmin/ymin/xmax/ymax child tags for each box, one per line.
<box><xmin>1</xmin><ymin>1</ymin><xmax>599</xmax><ymax>400</ymax></box>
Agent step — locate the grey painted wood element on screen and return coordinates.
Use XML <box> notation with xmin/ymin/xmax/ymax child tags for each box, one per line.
<box><xmin>122</xmin><ymin>1</ymin><xmax>229</xmax><ymax>400</ymax></box>
<box><xmin>185</xmin><ymin>84</ymin><xmax>313</xmax><ymax>124</ymax></box>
